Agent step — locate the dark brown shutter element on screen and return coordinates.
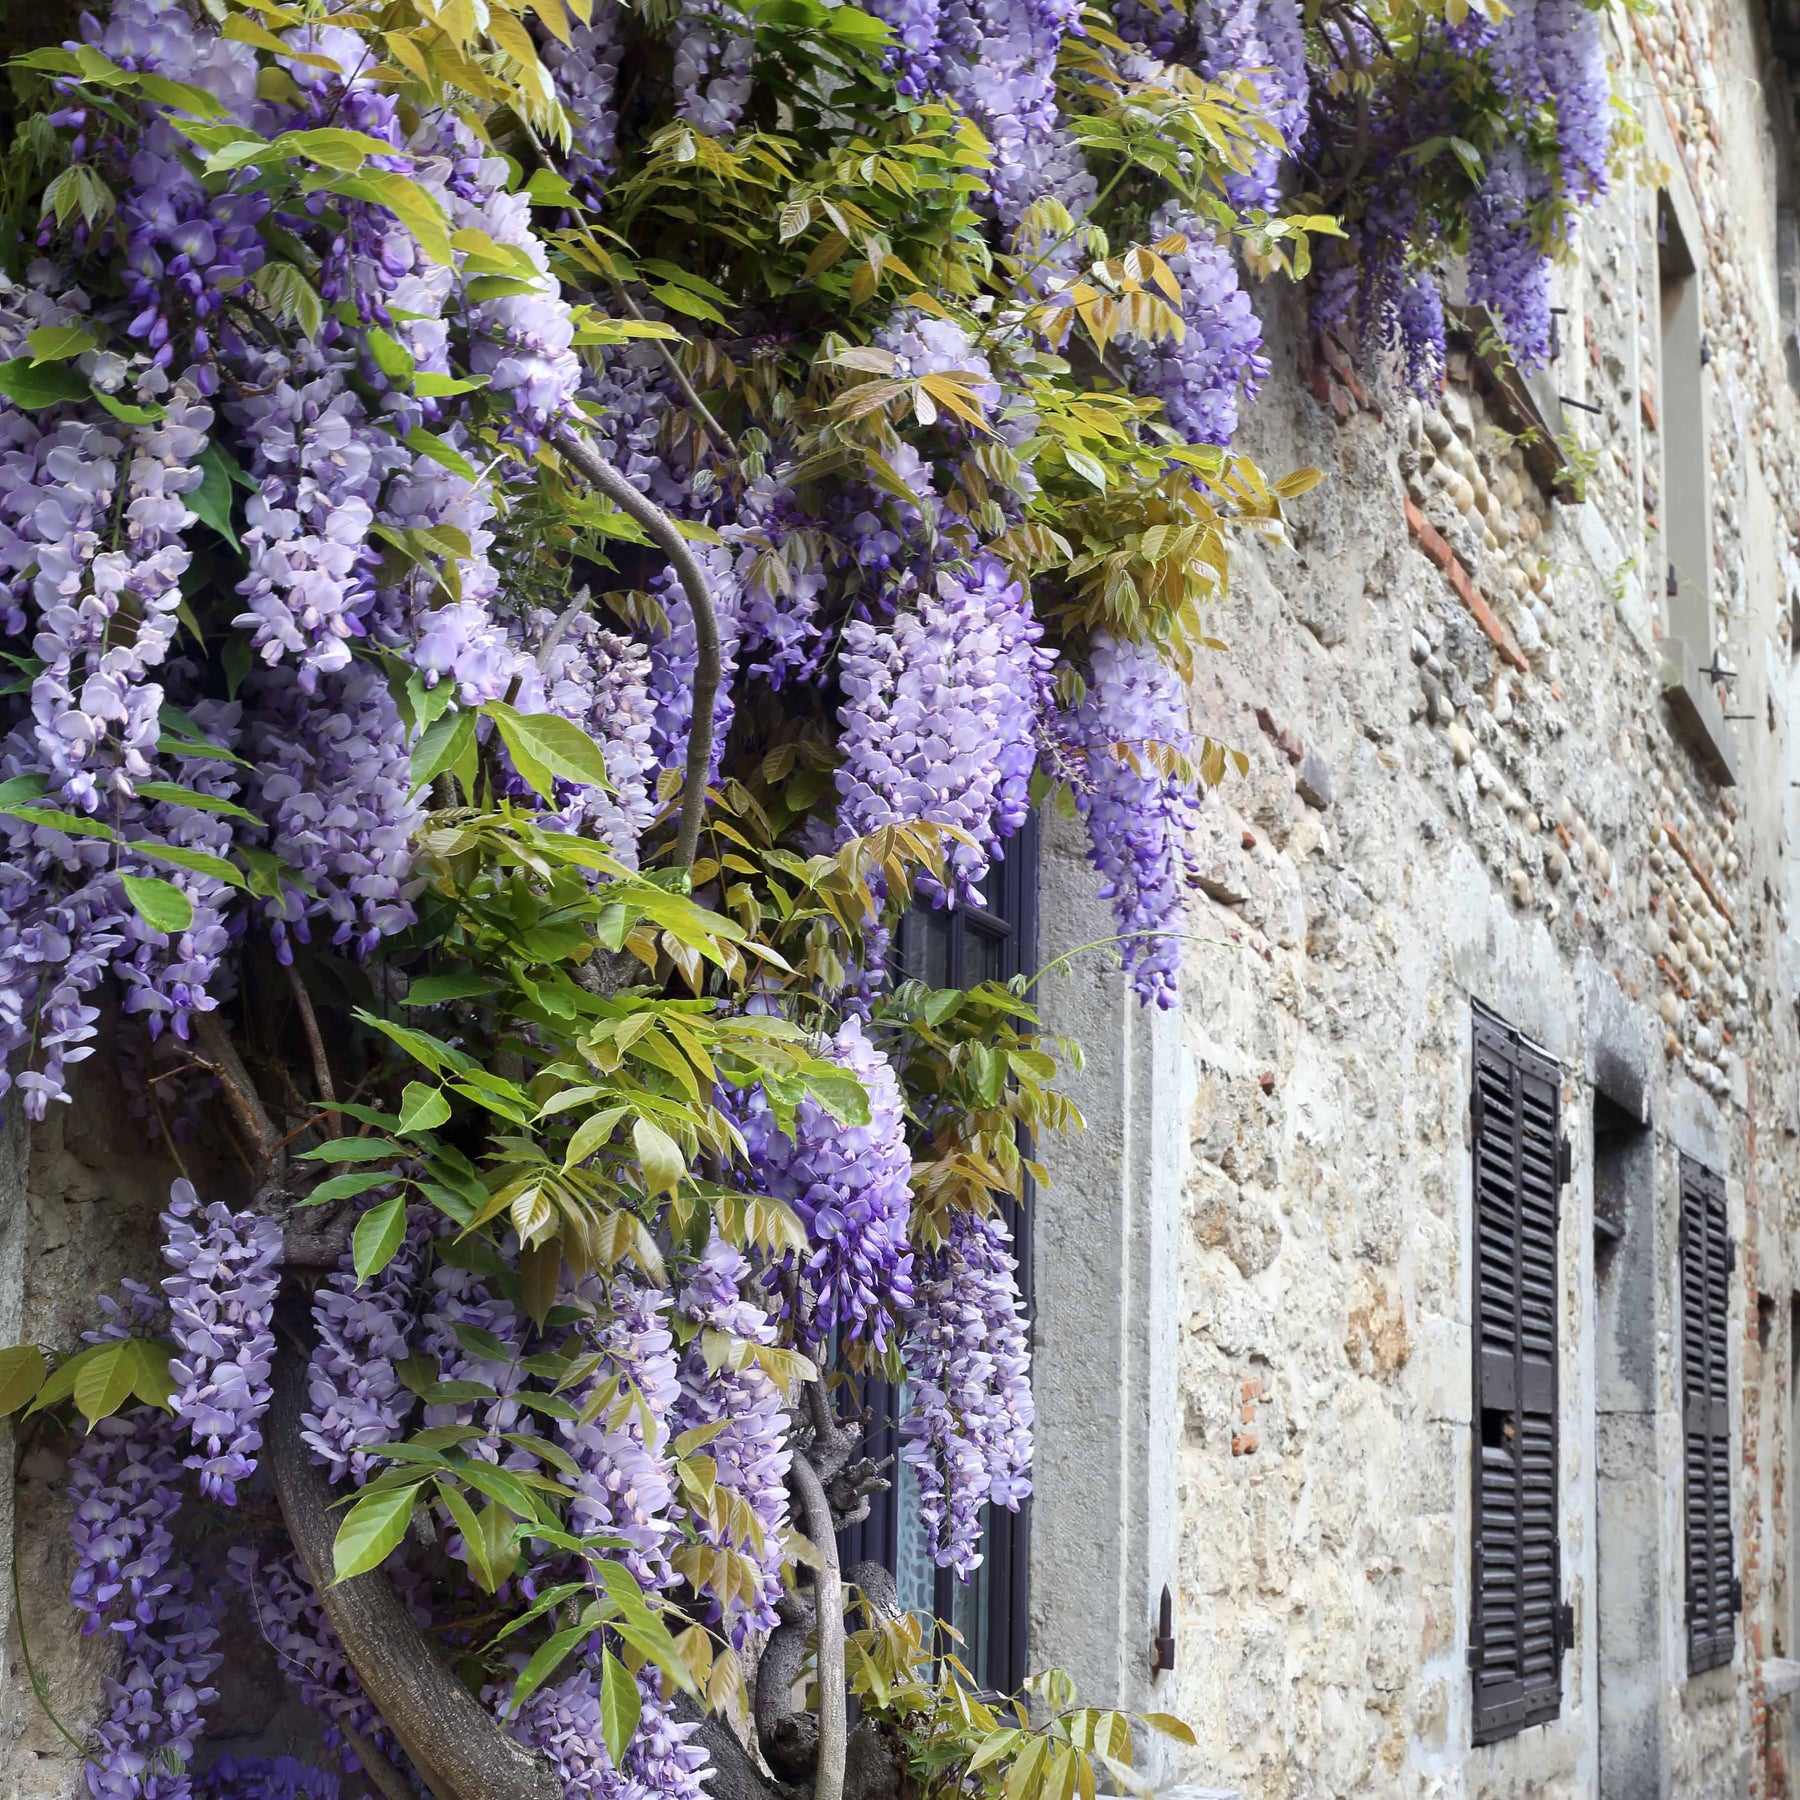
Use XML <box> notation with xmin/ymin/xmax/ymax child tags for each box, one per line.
<box><xmin>1470</xmin><ymin>1004</ymin><xmax>1569</xmax><ymax>1743</ymax></box>
<box><xmin>1681</xmin><ymin>1155</ymin><xmax>1736</xmax><ymax>1674</ymax></box>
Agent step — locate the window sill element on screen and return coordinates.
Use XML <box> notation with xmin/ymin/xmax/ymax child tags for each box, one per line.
<box><xmin>1660</xmin><ymin>635</ymin><xmax>1739</xmax><ymax>785</ymax></box>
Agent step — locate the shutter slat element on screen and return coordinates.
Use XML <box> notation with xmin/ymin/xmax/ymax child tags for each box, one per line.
<box><xmin>1471</xmin><ymin>1006</ymin><xmax>1564</xmax><ymax>1743</ymax></box>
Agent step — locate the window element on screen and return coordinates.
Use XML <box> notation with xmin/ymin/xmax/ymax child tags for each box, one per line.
<box><xmin>1659</xmin><ymin>191</ymin><xmax>1711</xmax><ymax>661</ymax></box>
<box><xmin>1679</xmin><ymin>1154</ymin><xmax>1736</xmax><ymax>1674</ymax></box>
<box><xmin>838</xmin><ymin>818</ymin><xmax>1038</xmax><ymax>1694</ymax></box>
<box><xmin>1469</xmin><ymin>1003</ymin><xmax>1571</xmax><ymax>1744</ymax></box>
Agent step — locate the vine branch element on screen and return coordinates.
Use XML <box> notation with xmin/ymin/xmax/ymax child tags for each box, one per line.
<box><xmin>553</xmin><ymin>428</ymin><xmax>720</xmax><ymax>871</ymax></box>
<box><xmin>283</xmin><ymin>962</ymin><xmax>336</xmax><ymax>1109</ymax></box>
<box><xmin>193</xmin><ymin>1010</ymin><xmax>280</xmax><ymax>1168</ymax></box>
<box><xmin>266</xmin><ymin>1314</ymin><xmax>563</xmax><ymax>1800</ymax></box>
<box><xmin>789</xmin><ymin>1448</ymin><xmax>847</xmax><ymax>1800</ymax></box>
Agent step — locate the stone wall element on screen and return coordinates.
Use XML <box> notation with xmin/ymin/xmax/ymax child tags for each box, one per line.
<box><xmin>1029</xmin><ymin>0</ymin><xmax>1800</xmax><ymax>1794</ymax></box>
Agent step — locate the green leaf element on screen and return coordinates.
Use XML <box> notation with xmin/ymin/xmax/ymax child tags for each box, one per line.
<box><xmin>435</xmin><ymin>1476</ymin><xmax>498</xmax><ymax>1591</ymax></box>
<box><xmin>563</xmin><ymin>1106</ymin><xmax>627</xmax><ymax>1169</ymax></box>
<box><xmin>300</xmin><ymin>1136</ymin><xmax>401</xmax><ymax>1163</ymax></box>
<box><xmin>368</xmin><ymin>328</ymin><xmax>415</xmax><ymax>382</ymax></box>
<box><xmin>484</xmin><ymin>702</ymin><xmax>612</xmax><ymax>798</ymax></box>
<box><xmin>465</xmin><ymin>275</ymin><xmax>541</xmax><ymax>301</ymax></box>
<box><xmin>127</xmin><ymin>1339</ymin><xmax>176</xmax><ymax>1411</ymax></box>
<box><xmin>120</xmin><ymin>874</ymin><xmax>193</xmax><ymax>935</ymax></box>
<box><xmin>0</xmin><ymin>774</ymin><xmax>48</xmax><ymax>806</ymax></box>
<box><xmin>352</xmin><ymin>1195</ymin><xmax>408</xmax><ymax>1281</ymax></box>
<box><xmin>413</xmin><ymin>372</ymin><xmax>486</xmax><ymax>398</ymax></box>
<box><xmin>93</xmin><ymin>391</ymin><xmax>166</xmax><ymax>425</ymax></box>
<box><xmin>633</xmin><ymin>1118</ymin><xmax>684</xmax><ymax>1196</ymax></box>
<box><xmin>303</xmin><ymin>1169</ymin><xmax>397</xmax><ymax>1206</ymax></box>
<box><xmin>1137</xmin><ymin>1713</ymin><xmax>1197</xmax><ymax>1747</ymax></box>
<box><xmin>410</xmin><ymin>710</ymin><xmax>475</xmax><ymax>795</ymax></box>
<box><xmin>599</xmin><ymin>1651</ymin><xmax>642</xmax><ymax>1763</ymax></box>
<box><xmin>0</xmin><ymin>1345</ymin><xmax>47</xmax><ymax>1415</ymax></box>
<box><xmin>2</xmin><ymin>802</ymin><xmax>113</xmax><ymax>839</ymax></box>
<box><xmin>190</xmin><ymin>443</ymin><xmax>242</xmax><ymax>550</ymax></box>
<box><xmin>134</xmin><ymin>781</ymin><xmax>259</xmax><ymax>823</ymax></box>
<box><xmin>398</xmin><ymin>1081</ymin><xmax>451</xmax><ymax>1135</ymax></box>
<box><xmin>334</xmin><ymin>170</ymin><xmax>453</xmax><ymax>264</ymax></box>
<box><xmin>252</xmin><ymin>262</ymin><xmax>324</xmax><ymax>340</ymax></box>
<box><xmin>73</xmin><ymin>1340</ymin><xmax>138</xmax><ymax>1427</ymax></box>
<box><xmin>332</xmin><ymin>1480</ymin><xmax>422</xmax><ymax>1581</ymax></box>
<box><xmin>127</xmin><ymin>840</ymin><xmax>248</xmax><ymax>887</ymax></box>
<box><xmin>649</xmin><ymin>283</ymin><xmax>727</xmax><ymax>326</ymax></box>
<box><xmin>405</xmin><ymin>426</ymin><xmax>477</xmax><ymax>482</ymax></box>
<box><xmin>404</xmin><ymin>970</ymin><xmax>499</xmax><ymax>1006</ymax></box>
<box><xmin>41</xmin><ymin>166</ymin><xmax>115</xmax><ymax>231</ymax></box>
<box><xmin>509</xmin><ymin>1625</ymin><xmax>588</xmax><ymax>1715</ymax></box>
<box><xmin>0</xmin><ymin>358</ymin><xmax>89</xmax><ymax>409</ymax></box>
<box><xmin>28</xmin><ymin>323</ymin><xmax>96</xmax><ymax>363</ymax></box>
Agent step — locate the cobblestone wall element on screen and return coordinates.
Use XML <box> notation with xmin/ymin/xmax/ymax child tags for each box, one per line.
<box><xmin>1057</xmin><ymin>0</ymin><xmax>1800</xmax><ymax>1793</ymax></box>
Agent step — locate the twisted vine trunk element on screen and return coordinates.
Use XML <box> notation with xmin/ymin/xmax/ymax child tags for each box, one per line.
<box><xmin>266</xmin><ymin>1311</ymin><xmax>562</xmax><ymax>1800</ymax></box>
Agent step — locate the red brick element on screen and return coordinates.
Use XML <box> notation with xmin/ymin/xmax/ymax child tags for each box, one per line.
<box><xmin>1641</xmin><ymin>383</ymin><xmax>1659</xmax><ymax>432</ymax></box>
<box><xmin>1446</xmin><ymin>559</ymin><xmax>1529</xmax><ymax>672</ymax></box>
<box><xmin>1404</xmin><ymin>497</ymin><xmax>1454</xmax><ymax>572</ymax></box>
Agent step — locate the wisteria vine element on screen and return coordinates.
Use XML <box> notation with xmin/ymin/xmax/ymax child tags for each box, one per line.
<box><xmin>0</xmin><ymin>0</ymin><xmax>1618</xmax><ymax>1792</ymax></box>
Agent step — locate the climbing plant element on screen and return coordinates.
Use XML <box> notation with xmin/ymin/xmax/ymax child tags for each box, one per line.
<box><xmin>0</xmin><ymin>0</ymin><xmax>1618</xmax><ymax>1793</ymax></box>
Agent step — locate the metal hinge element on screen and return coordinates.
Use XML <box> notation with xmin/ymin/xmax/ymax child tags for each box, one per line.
<box><xmin>1471</xmin><ymin>1086</ymin><xmax>1485</xmax><ymax>1138</ymax></box>
<box><xmin>1731</xmin><ymin>1577</ymin><xmax>1744</xmax><ymax>1613</ymax></box>
<box><xmin>1557</xmin><ymin>1598</ymin><xmax>1576</xmax><ymax>1656</ymax></box>
<box><xmin>1466</xmin><ymin>1642</ymin><xmax>1484</xmax><ymax>1672</ymax></box>
<box><xmin>1557</xmin><ymin>1138</ymin><xmax>1573</xmax><ymax>1188</ymax></box>
<box><xmin>1728</xmin><ymin>1241</ymin><xmax>1738</xmax><ymax>1275</ymax></box>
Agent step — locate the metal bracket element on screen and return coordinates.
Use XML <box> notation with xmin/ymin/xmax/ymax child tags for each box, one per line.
<box><xmin>1150</xmin><ymin>1585</ymin><xmax>1175</xmax><ymax>1675</ymax></box>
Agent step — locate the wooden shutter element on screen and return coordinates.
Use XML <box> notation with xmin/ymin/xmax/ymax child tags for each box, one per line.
<box><xmin>1470</xmin><ymin>1005</ymin><xmax>1569</xmax><ymax>1743</ymax></box>
<box><xmin>1680</xmin><ymin>1155</ymin><xmax>1736</xmax><ymax>1674</ymax></box>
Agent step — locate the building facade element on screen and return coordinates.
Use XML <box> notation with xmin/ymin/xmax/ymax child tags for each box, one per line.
<box><xmin>7</xmin><ymin>4</ymin><xmax>1800</xmax><ymax>1800</ymax></box>
<box><xmin>1023</xmin><ymin>0</ymin><xmax>1800</xmax><ymax>1794</ymax></box>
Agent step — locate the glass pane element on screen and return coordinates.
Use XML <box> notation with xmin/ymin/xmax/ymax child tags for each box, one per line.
<box><xmin>892</xmin><ymin>1380</ymin><xmax>995</xmax><ymax>1683</ymax></box>
<box><xmin>964</xmin><ymin>922</ymin><xmax>1006</xmax><ymax>989</ymax></box>
<box><xmin>916</xmin><ymin>909</ymin><xmax>953</xmax><ymax>989</ymax></box>
<box><xmin>948</xmin><ymin>1517</ymin><xmax>991</xmax><ymax>1679</ymax></box>
<box><xmin>891</xmin><ymin>1402</ymin><xmax>938</xmax><ymax>1624</ymax></box>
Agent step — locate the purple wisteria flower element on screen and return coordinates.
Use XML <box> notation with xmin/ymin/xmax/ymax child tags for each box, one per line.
<box><xmin>509</xmin><ymin>1662</ymin><xmax>709</xmax><ymax>1800</ymax></box>
<box><xmin>160</xmin><ymin>1179</ymin><xmax>282</xmax><ymax>1504</ymax></box>
<box><xmin>1062</xmin><ymin>631</ymin><xmax>1201</xmax><ymax>1007</ymax></box>
<box><xmin>302</xmin><ymin>1205</ymin><xmax>434</xmax><ymax>1484</ymax></box>
<box><xmin>196</xmin><ymin>1756</ymin><xmax>339</xmax><ymax>1800</ymax></box>
<box><xmin>672</xmin><ymin>0</ymin><xmax>755</xmax><ymax>137</ymax></box>
<box><xmin>69</xmin><ymin>1405</ymin><xmax>223</xmax><ymax>1800</ymax></box>
<box><xmin>672</xmin><ymin>1236</ymin><xmax>792</xmax><ymax>1640</ymax></box>
<box><xmin>1121</xmin><ymin>205</ymin><xmax>1269</xmax><ymax>446</ymax></box>
<box><xmin>552</xmin><ymin>1271</ymin><xmax>683</xmax><ymax>1590</ymax></box>
<box><xmin>1536</xmin><ymin>0</ymin><xmax>1610</xmax><ymax>203</ymax></box>
<box><xmin>1468</xmin><ymin>145</ymin><xmax>1555</xmax><ymax>370</ymax></box>
<box><xmin>835</xmin><ymin>552</ymin><xmax>1050</xmax><ymax>900</ymax></box>
<box><xmin>230</xmin><ymin>1545</ymin><xmax>400</xmax><ymax>1776</ymax></box>
<box><xmin>900</xmin><ymin>1207</ymin><xmax>1033</xmax><ymax>1577</ymax></box>
<box><xmin>732</xmin><ymin>1017</ymin><xmax>915</xmax><ymax>1347</ymax></box>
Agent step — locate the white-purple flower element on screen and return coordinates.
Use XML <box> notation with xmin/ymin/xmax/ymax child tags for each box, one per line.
<box><xmin>900</xmin><ymin>1207</ymin><xmax>1033</xmax><ymax>1578</ymax></box>
<box><xmin>160</xmin><ymin>1179</ymin><xmax>283</xmax><ymax>1505</ymax></box>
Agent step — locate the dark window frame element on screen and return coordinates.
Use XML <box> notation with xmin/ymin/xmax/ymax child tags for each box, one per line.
<box><xmin>1469</xmin><ymin>1003</ymin><xmax>1570</xmax><ymax>1745</ymax></box>
<box><xmin>838</xmin><ymin>817</ymin><xmax>1038</xmax><ymax>1695</ymax></box>
<box><xmin>1680</xmin><ymin>1154</ymin><xmax>1736</xmax><ymax>1675</ymax></box>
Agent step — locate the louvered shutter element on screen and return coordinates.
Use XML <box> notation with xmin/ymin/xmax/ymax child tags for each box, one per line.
<box><xmin>1680</xmin><ymin>1156</ymin><xmax>1736</xmax><ymax>1674</ymax></box>
<box><xmin>1470</xmin><ymin>1005</ymin><xmax>1569</xmax><ymax>1743</ymax></box>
